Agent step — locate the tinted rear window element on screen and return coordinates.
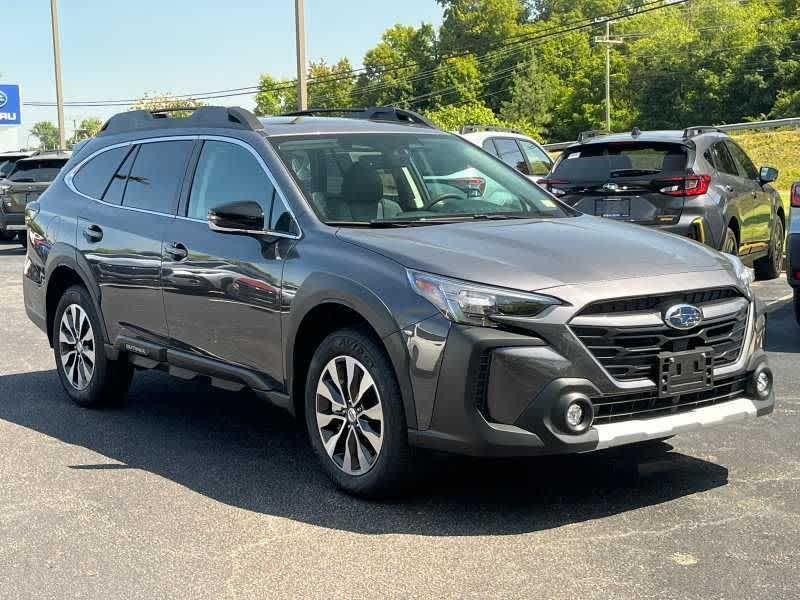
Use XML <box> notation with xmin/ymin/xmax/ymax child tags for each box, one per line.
<box><xmin>121</xmin><ymin>141</ymin><xmax>193</xmax><ymax>214</ymax></box>
<box><xmin>8</xmin><ymin>159</ymin><xmax>69</xmax><ymax>182</ymax></box>
<box><xmin>552</xmin><ymin>143</ymin><xmax>688</xmax><ymax>182</ymax></box>
<box><xmin>72</xmin><ymin>146</ymin><xmax>129</xmax><ymax>199</ymax></box>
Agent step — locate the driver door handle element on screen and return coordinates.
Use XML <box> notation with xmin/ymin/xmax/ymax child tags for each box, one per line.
<box><xmin>164</xmin><ymin>241</ymin><xmax>188</xmax><ymax>261</ymax></box>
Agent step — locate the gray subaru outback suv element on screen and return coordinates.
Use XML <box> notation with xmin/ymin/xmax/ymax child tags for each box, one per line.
<box><xmin>22</xmin><ymin>106</ymin><xmax>775</xmax><ymax>496</ymax></box>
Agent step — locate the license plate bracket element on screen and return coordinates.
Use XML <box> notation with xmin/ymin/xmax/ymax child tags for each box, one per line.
<box><xmin>658</xmin><ymin>347</ymin><xmax>714</xmax><ymax>397</ymax></box>
<box><xmin>596</xmin><ymin>197</ymin><xmax>630</xmax><ymax>218</ymax></box>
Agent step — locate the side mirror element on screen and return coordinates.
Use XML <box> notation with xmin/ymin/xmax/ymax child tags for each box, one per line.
<box><xmin>759</xmin><ymin>166</ymin><xmax>779</xmax><ymax>184</ymax></box>
<box><xmin>208</xmin><ymin>200</ymin><xmax>265</xmax><ymax>233</ymax></box>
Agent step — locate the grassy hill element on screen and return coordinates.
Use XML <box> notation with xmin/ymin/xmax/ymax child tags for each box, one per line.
<box><xmin>732</xmin><ymin>128</ymin><xmax>799</xmax><ymax>209</ymax></box>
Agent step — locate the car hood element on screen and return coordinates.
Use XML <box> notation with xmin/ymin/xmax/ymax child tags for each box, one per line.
<box><xmin>336</xmin><ymin>215</ymin><xmax>732</xmax><ymax>291</ymax></box>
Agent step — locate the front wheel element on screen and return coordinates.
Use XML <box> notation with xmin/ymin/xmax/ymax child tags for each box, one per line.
<box><xmin>304</xmin><ymin>328</ymin><xmax>411</xmax><ymax>497</ymax></box>
<box><xmin>53</xmin><ymin>285</ymin><xmax>133</xmax><ymax>407</ymax></box>
<box><xmin>721</xmin><ymin>226</ymin><xmax>738</xmax><ymax>256</ymax></box>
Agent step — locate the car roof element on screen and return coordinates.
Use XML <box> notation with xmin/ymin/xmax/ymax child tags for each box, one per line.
<box><xmin>566</xmin><ymin>129</ymin><xmax>728</xmax><ymax>149</ymax></box>
<box><xmin>0</xmin><ymin>150</ymin><xmax>37</xmax><ymax>159</ymax></box>
<box><xmin>258</xmin><ymin>116</ymin><xmax>445</xmax><ymax>137</ymax></box>
<box><xmin>459</xmin><ymin>130</ymin><xmax>543</xmax><ymax>145</ymax></box>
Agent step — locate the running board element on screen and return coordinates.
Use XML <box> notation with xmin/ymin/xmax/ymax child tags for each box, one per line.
<box><xmin>114</xmin><ymin>335</ymin><xmax>292</xmax><ymax>413</ymax></box>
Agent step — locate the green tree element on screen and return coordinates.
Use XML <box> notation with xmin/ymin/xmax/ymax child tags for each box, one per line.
<box><xmin>307</xmin><ymin>58</ymin><xmax>357</xmax><ymax>108</ymax></box>
<box><xmin>424</xmin><ymin>101</ymin><xmax>539</xmax><ymax>137</ymax></box>
<box><xmin>437</xmin><ymin>0</ymin><xmax>527</xmax><ymax>55</ymax></box>
<box><xmin>69</xmin><ymin>117</ymin><xmax>103</xmax><ymax>147</ymax></box>
<box><xmin>429</xmin><ymin>55</ymin><xmax>483</xmax><ymax>106</ymax></box>
<box><xmin>130</xmin><ymin>93</ymin><xmax>205</xmax><ymax>117</ymax></box>
<box><xmin>30</xmin><ymin>121</ymin><xmax>60</xmax><ymax>150</ymax></box>
<box><xmin>355</xmin><ymin>24</ymin><xmax>437</xmax><ymax>107</ymax></box>
<box><xmin>254</xmin><ymin>75</ymin><xmax>296</xmax><ymax>115</ymax></box>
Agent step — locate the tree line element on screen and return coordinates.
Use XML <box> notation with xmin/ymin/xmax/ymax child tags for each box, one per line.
<box><xmin>25</xmin><ymin>0</ymin><xmax>800</xmax><ymax>148</ymax></box>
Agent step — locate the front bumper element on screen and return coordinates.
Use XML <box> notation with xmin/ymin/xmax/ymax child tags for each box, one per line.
<box><xmin>408</xmin><ymin>273</ymin><xmax>773</xmax><ymax>457</ymax></box>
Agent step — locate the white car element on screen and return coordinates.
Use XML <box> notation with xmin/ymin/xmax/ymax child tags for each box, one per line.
<box><xmin>457</xmin><ymin>126</ymin><xmax>553</xmax><ymax>183</ymax></box>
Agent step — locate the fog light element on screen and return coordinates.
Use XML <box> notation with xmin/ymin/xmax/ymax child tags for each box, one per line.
<box><xmin>755</xmin><ymin>371</ymin><xmax>771</xmax><ymax>398</ymax></box>
<box><xmin>566</xmin><ymin>403</ymin><xmax>584</xmax><ymax>428</ymax></box>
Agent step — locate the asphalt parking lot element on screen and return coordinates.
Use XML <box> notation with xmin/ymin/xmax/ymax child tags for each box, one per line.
<box><xmin>0</xmin><ymin>239</ymin><xmax>798</xmax><ymax>600</ymax></box>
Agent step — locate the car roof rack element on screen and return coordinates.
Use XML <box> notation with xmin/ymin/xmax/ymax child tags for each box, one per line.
<box><xmin>98</xmin><ymin>106</ymin><xmax>264</xmax><ymax>136</ymax></box>
<box><xmin>459</xmin><ymin>124</ymin><xmax>524</xmax><ymax>135</ymax></box>
<box><xmin>682</xmin><ymin>125</ymin><xmax>724</xmax><ymax>138</ymax></box>
<box><xmin>577</xmin><ymin>129</ymin><xmax>610</xmax><ymax>143</ymax></box>
<box><xmin>280</xmin><ymin>106</ymin><xmax>438</xmax><ymax>129</ymax></box>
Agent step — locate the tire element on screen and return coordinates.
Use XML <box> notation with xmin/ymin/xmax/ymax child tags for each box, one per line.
<box><xmin>721</xmin><ymin>226</ymin><xmax>738</xmax><ymax>256</ymax></box>
<box><xmin>53</xmin><ymin>285</ymin><xmax>133</xmax><ymax>408</ymax></box>
<box><xmin>304</xmin><ymin>327</ymin><xmax>411</xmax><ymax>497</ymax></box>
<box><xmin>0</xmin><ymin>230</ymin><xmax>15</xmax><ymax>241</ymax></box>
<box><xmin>754</xmin><ymin>217</ymin><xmax>784</xmax><ymax>281</ymax></box>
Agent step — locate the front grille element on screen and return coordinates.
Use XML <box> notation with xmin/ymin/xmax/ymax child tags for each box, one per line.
<box><xmin>579</xmin><ymin>288</ymin><xmax>740</xmax><ymax>316</ymax></box>
<box><xmin>571</xmin><ymin>309</ymin><xmax>748</xmax><ymax>381</ymax></box>
<box><xmin>591</xmin><ymin>375</ymin><xmax>749</xmax><ymax>425</ymax></box>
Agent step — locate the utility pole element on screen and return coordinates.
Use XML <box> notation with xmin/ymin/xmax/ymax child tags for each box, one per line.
<box><xmin>50</xmin><ymin>0</ymin><xmax>66</xmax><ymax>149</ymax></box>
<box><xmin>295</xmin><ymin>0</ymin><xmax>308</xmax><ymax>111</ymax></box>
<box><xmin>593</xmin><ymin>19</ymin><xmax>623</xmax><ymax>132</ymax></box>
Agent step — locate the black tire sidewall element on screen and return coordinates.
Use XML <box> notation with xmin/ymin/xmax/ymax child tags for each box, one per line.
<box><xmin>53</xmin><ymin>286</ymin><xmax>116</xmax><ymax>407</ymax></box>
<box><xmin>304</xmin><ymin>328</ymin><xmax>409</xmax><ymax>496</ymax></box>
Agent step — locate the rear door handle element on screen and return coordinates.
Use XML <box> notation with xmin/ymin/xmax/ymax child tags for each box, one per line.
<box><xmin>164</xmin><ymin>241</ymin><xmax>188</xmax><ymax>261</ymax></box>
<box><xmin>82</xmin><ymin>224</ymin><xmax>103</xmax><ymax>243</ymax></box>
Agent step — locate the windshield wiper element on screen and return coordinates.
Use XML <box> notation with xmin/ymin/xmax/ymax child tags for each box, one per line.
<box><xmin>609</xmin><ymin>168</ymin><xmax>662</xmax><ymax>177</ymax></box>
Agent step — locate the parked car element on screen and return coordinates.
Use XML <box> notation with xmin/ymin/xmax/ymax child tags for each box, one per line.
<box><xmin>542</xmin><ymin>127</ymin><xmax>785</xmax><ymax>280</ymax></box>
<box><xmin>23</xmin><ymin>106</ymin><xmax>774</xmax><ymax>497</ymax></box>
<box><xmin>0</xmin><ymin>149</ymin><xmax>38</xmax><ymax>178</ymax></box>
<box><xmin>788</xmin><ymin>181</ymin><xmax>800</xmax><ymax>325</ymax></box>
<box><xmin>458</xmin><ymin>125</ymin><xmax>553</xmax><ymax>182</ymax></box>
<box><xmin>0</xmin><ymin>150</ymin><xmax>71</xmax><ymax>245</ymax></box>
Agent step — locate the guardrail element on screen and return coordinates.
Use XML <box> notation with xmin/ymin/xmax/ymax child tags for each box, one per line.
<box><xmin>542</xmin><ymin>116</ymin><xmax>800</xmax><ymax>152</ymax></box>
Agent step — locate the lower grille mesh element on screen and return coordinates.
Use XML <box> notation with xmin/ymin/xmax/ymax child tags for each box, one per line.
<box><xmin>591</xmin><ymin>375</ymin><xmax>749</xmax><ymax>425</ymax></box>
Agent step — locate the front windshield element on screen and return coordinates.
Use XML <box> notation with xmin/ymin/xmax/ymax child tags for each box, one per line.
<box><xmin>271</xmin><ymin>132</ymin><xmax>574</xmax><ymax>224</ymax></box>
<box><xmin>7</xmin><ymin>159</ymin><xmax>68</xmax><ymax>183</ymax></box>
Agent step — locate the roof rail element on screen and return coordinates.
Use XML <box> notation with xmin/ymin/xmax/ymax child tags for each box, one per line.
<box><xmin>459</xmin><ymin>124</ymin><xmax>524</xmax><ymax>135</ymax></box>
<box><xmin>98</xmin><ymin>106</ymin><xmax>264</xmax><ymax>136</ymax></box>
<box><xmin>577</xmin><ymin>129</ymin><xmax>610</xmax><ymax>143</ymax></box>
<box><xmin>280</xmin><ymin>106</ymin><xmax>438</xmax><ymax>129</ymax></box>
<box><xmin>682</xmin><ymin>125</ymin><xmax>724</xmax><ymax>138</ymax></box>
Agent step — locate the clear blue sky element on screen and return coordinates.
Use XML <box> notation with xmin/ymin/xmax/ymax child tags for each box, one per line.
<box><xmin>0</xmin><ymin>0</ymin><xmax>443</xmax><ymax>149</ymax></box>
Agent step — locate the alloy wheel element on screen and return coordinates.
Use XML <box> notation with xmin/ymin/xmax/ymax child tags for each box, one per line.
<box><xmin>315</xmin><ymin>355</ymin><xmax>384</xmax><ymax>476</ymax></box>
<box><xmin>58</xmin><ymin>304</ymin><xmax>95</xmax><ymax>391</ymax></box>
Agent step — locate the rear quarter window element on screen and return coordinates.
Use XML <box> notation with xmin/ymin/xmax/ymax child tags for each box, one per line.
<box><xmin>72</xmin><ymin>146</ymin><xmax>129</xmax><ymax>199</ymax></box>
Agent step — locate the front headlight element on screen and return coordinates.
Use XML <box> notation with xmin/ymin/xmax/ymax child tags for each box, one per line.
<box><xmin>722</xmin><ymin>253</ymin><xmax>755</xmax><ymax>298</ymax></box>
<box><xmin>407</xmin><ymin>269</ymin><xmax>560</xmax><ymax>327</ymax></box>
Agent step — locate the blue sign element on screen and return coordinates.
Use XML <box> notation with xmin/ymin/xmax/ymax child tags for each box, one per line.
<box><xmin>0</xmin><ymin>84</ymin><xmax>22</xmax><ymax>126</ymax></box>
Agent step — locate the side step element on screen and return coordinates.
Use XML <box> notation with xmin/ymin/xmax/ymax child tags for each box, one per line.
<box><xmin>114</xmin><ymin>335</ymin><xmax>292</xmax><ymax>413</ymax></box>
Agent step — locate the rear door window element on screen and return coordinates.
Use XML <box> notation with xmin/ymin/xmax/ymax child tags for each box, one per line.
<box><xmin>121</xmin><ymin>141</ymin><xmax>193</xmax><ymax>214</ymax></box>
<box><xmin>72</xmin><ymin>146</ymin><xmax>129</xmax><ymax>199</ymax></box>
<box><xmin>518</xmin><ymin>140</ymin><xmax>552</xmax><ymax>176</ymax></box>
<box><xmin>551</xmin><ymin>143</ymin><xmax>688</xmax><ymax>182</ymax></box>
<box><xmin>492</xmin><ymin>138</ymin><xmax>530</xmax><ymax>175</ymax></box>
<box><xmin>726</xmin><ymin>141</ymin><xmax>759</xmax><ymax>180</ymax></box>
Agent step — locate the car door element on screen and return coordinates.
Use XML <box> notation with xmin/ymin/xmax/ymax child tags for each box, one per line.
<box><xmin>161</xmin><ymin>138</ymin><xmax>298</xmax><ymax>384</ymax></box>
<box><xmin>73</xmin><ymin>139</ymin><xmax>193</xmax><ymax>344</ymax></box>
<box><xmin>708</xmin><ymin>141</ymin><xmax>754</xmax><ymax>251</ymax></box>
<box><xmin>726</xmin><ymin>140</ymin><xmax>771</xmax><ymax>250</ymax></box>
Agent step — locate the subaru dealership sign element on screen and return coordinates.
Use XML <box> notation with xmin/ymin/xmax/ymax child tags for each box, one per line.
<box><xmin>0</xmin><ymin>84</ymin><xmax>22</xmax><ymax>126</ymax></box>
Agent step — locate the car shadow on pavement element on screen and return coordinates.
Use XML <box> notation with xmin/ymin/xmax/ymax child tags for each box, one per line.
<box><xmin>765</xmin><ymin>300</ymin><xmax>798</xmax><ymax>353</ymax></box>
<box><xmin>0</xmin><ymin>368</ymin><xmax>729</xmax><ymax>536</ymax></box>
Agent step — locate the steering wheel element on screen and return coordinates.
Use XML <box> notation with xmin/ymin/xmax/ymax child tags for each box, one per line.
<box><xmin>424</xmin><ymin>192</ymin><xmax>465</xmax><ymax>211</ymax></box>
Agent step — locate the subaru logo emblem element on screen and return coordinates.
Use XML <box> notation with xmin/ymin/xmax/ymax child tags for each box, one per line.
<box><xmin>0</xmin><ymin>91</ymin><xmax>7</xmax><ymax>109</ymax></box>
<box><xmin>664</xmin><ymin>304</ymin><xmax>703</xmax><ymax>330</ymax></box>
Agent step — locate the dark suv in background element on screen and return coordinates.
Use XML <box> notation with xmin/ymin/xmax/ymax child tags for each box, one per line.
<box><xmin>543</xmin><ymin>128</ymin><xmax>784</xmax><ymax>280</ymax></box>
<box><xmin>23</xmin><ymin>107</ymin><xmax>774</xmax><ymax>496</ymax></box>
<box><xmin>0</xmin><ymin>150</ymin><xmax>71</xmax><ymax>245</ymax></box>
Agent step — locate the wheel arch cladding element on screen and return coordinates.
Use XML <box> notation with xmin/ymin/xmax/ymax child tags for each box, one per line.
<box><xmin>45</xmin><ymin>258</ymin><xmax>107</xmax><ymax>348</ymax></box>
<box><xmin>286</xmin><ymin>274</ymin><xmax>418</xmax><ymax>430</ymax></box>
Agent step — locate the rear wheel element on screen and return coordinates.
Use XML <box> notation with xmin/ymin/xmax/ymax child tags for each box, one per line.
<box><xmin>721</xmin><ymin>226</ymin><xmax>738</xmax><ymax>255</ymax></box>
<box><xmin>53</xmin><ymin>285</ymin><xmax>133</xmax><ymax>407</ymax></box>
<box><xmin>754</xmin><ymin>217</ymin><xmax>784</xmax><ymax>280</ymax></box>
<box><xmin>304</xmin><ymin>328</ymin><xmax>411</xmax><ymax>497</ymax></box>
